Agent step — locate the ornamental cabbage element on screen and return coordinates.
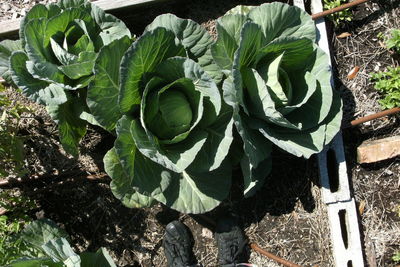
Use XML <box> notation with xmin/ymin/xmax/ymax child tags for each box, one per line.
<box><xmin>5</xmin><ymin>0</ymin><xmax>131</xmax><ymax>157</ymax></box>
<box><xmin>101</xmin><ymin>14</ymin><xmax>234</xmax><ymax>214</ymax></box>
<box><xmin>211</xmin><ymin>3</ymin><xmax>343</xmax><ymax>196</ymax></box>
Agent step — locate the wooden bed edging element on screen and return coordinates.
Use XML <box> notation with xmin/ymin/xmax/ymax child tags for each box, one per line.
<box><xmin>0</xmin><ymin>0</ymin><xmax>168</xmax><ymax>38</ymax></box>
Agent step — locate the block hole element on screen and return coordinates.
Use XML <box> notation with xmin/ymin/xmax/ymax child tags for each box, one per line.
<box><xmin>327</xmin><ymin>148</ymin><xmax>339</xmax><ymax>193</ymax></box>
<box><xmin>347</xmin><ymin>260</ymin><xmax>353</xmax><ymax>267</ymax></box>
<box><xmin>339</xmin><ymin>209</ymin><xmax>349</xmax><ymax>249</ymax></box>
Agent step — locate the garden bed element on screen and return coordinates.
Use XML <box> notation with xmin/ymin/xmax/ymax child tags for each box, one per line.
<box><xmin>0</xmin><ymin>0</ymin><xmax>399</xmax><ymax>266</ymax></box>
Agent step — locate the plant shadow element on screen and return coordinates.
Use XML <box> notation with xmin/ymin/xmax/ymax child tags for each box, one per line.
<box><xmin>16</xmin><ymin>176</ymin><xmax>149</xmax><ymax>267</ymax></box>
<box><xmin>112</xmin><ymin>0</ymin><xmax>292</xmax><ymax>37</ymax></box>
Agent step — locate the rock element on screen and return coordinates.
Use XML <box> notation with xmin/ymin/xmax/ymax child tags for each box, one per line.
<box><xmin>1</xmin><ymin>3</ymin><xmax>11</xmax><ymax>11</ymax></box>
<box><xmin>201</xmin><ymin>227</ymin><xmax>213</xmax><ymax>239</ymax></box>
<box><xmin>357</xmin><ymin>135</ymin><xmax>400</xmax><ymax>163</ymax></box>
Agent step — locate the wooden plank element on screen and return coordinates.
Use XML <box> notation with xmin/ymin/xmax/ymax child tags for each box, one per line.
<box><xmin>0</xmin><ymin>0</ymin><xmax>167</xmax><ymax>38</ymax></box>
<box><xmin>94</xmin><ymin>0</ymin><xmax>167</xmax><ymax>11</ymax></box>
<box><xmin>0</xmin><ymin>19</ymin><xmax>21</xmax><ymax>38</ymax></box>
<box><xmin>357</xmin><ymin>135</ymin><xmax>400</xmax><ymax>163</ymax></box>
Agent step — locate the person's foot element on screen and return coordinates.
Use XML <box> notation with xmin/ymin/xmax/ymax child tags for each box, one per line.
<box><xmin>215</xmin><ymin>215</ymin><xmax>248</xmax><ymax>266</ymax></box>
<box><xmin>163</xmin><ymin>220</ymin><xmax>197</xmax><ymax>267</ymax></box>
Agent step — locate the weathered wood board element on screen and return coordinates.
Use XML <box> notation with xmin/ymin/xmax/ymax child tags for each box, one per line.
<box><xmin>0</xmin><ymin>0</ymin><xmax>167</xmax><ymax>38</ymax></box>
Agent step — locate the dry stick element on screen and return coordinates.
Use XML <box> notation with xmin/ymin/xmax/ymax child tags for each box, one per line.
<box><xmin>250</xmin><ymin>243</ymin><xmax>303</xmax><ymax>267</ymax></box>
<box><xmin>0</xmin><ymin>171</ymin><xmax>108</xmax><ymax>187</ymax></box>
<box><xmin>0</xmin><ymin>178</ymin><xmax>20</xmax><ymax>186</ymax></box>
<box><xmin>311</xmin><ymin>0</ymin><xmax>369</xmax><ymax>20</ymax></box>
<box><xmin>350</xmin><ymin>107</ymin><xmax>400</xmax><ymax>126</ymax></box>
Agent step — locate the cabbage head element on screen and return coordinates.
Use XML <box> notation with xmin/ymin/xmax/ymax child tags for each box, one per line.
<box><xmin>102</xmin><ymin>14</ymin><xmax>234</xmax><ymax>214</ymax></box>
<box><xmin>7</xmin><ymin>0</ymin><xmax>131</xmax><ymax>157</ymax></box>
<box><xmin>211</xmin><ymin>3</ymin><xmax>343</xmax><ymax>196</ymax></box>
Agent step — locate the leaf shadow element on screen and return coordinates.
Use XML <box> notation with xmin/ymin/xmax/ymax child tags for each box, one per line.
<box><xmin>111</xmin><ymin>0</ymin><xmax>292</xmax><ymax>37</ymax></box>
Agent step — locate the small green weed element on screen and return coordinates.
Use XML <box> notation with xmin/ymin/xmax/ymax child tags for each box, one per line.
<box><xmin>393</xmin><ymin>251</ymin><xmax>400</xmax><ymax>263</ymax></box>
<box><xmin>379</xmin><ymin>29</ymin><xmax>400</xmax><ymax>53</ymax></box>
<box><xmin>0</xmin><ymin>84</ymin><xmax>31</xmax><ymax>178</ymax></box>
<box><xmin>370</xmin><ymin>66</ymin><xmax>400</xmax><ymax>109</ymax></box>
<box><xmin>0</xmin><ymin>190</ymin><xmax>38</xmax><ymax>265</ymax></box>
<box><xmin>323</xmin><ymin>0</ymin><xmax>353</xmax><ymax>24</ymax></box>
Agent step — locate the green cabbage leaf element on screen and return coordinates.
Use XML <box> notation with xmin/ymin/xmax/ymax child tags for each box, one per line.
<box><xmin>9</xmin><ymin>219</ymin><xmax>116</xmax><ymax>267</ymax></box>
<box><xmin>211</xmin><ymin>3</ymin><xmax>343</xmax><ymax>196</ymax></box>
<box><xmin>101</xmin><ymin>14</ymin><xmax>234</xmax><ymax>214</ymax></box>
<box><xmin>6</xmin><ymin>0</ymin><xmax>131</xmax><ymax>157</ymax></box>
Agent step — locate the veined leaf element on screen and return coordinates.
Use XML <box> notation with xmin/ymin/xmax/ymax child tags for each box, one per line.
<box><xmin>222</xmin><ymin>76</ymin><xmax>272</xmax><ymax>178</ymax></box>
<box><xmin>80</xmin><ymin>248</ymin><xmax>117</xmax><ymax>267</ymax></box>
<box><xmin>0</xmin><ymin>39</ymin><xmax>22</xmax><ymax>84</ymax></box>
<box><xmin>19</xmin><ymin>3</ymin><xmax>61</xmax><ymax>49</ymax></box>
<box><xmin>58</xmin><ymin>51</ymin><xmax>97</xmax><ymax>79</ymax></box>
<box><xmin>241</xmin><ymin>155</ymin><xmax>271</xmax><ymax>197</ymax></box>
<box><xmin>112</xmin><ymin>115</ymin><xmax>232</xmax><ymax>214</ymax></box>
<box><xmin>88</xmin><ymin>3</ymin><xmax>131</xmax><ymax>46</ymax></box>
<box><xmin>248</xmin><ymin>2</ymin><xmax>316</xmax><ymax>44</ymax></box>
<box><xmin>47</xmin><ymin>96</ymin><xmax>87</xmax><ymax>158</ymax></box>
<box><xmin>211</xmin><ymin>14</ymin><xmax>246</xmax><ymax>71</ymax></box>
<box><xmin>153</xmin><ymin>57</ymin><xmax>221</xmax><ymax>120</ymax></box>
<box><xmin>145</xmin><ymin>13</ymin><xmax>212</xmax><ymax>59</ymax></box>
<box><xmin>87</xmin><ymin>36</ymin><xmax>132</xmax><ymax>131</ymax></box>
<box><xmin>119</xmin><ymin>28</ymin><xmax>185</xmax><ymax>114</ymax></box>
<box><xmin>41</xmin><ymin>238</ymin><xmax>80</xmax><ymax>267</ymax></box>
<box><xmin>131</xmin><ymin>117</ymin><xmax>208</xmax><ymax>173</ymax></box>
<box><xmin>9</xmin><ymin>258</ymin><xmax>63</xmax><ymax>267</ymax></box>
<box><xmin>104</xmin><ymin>148</ymin><xmax>155</xmax><ymax>209</ymax></box>
<box><xmin>10</xmin><ymin>51</ymin><xmax>68</xmax><ymax>105</ymax></box>
<box><xmin>21</xmin><ymin>219</ymin><xmax>69</xmax><ymax>250</ymax></box>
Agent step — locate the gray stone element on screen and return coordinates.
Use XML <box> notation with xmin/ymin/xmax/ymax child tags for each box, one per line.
<box><xmin>1</xmin><ymin>3</ymin><xmax>11</xmax><ymax>11</ymax></box>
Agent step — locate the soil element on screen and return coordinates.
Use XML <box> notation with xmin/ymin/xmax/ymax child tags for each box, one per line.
<box><xmin>0</xmin><ymin>0</ymin><xmax>399</xmax><ymax>267</ymax></box>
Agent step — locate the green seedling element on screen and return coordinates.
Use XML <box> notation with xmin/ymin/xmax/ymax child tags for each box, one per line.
<box><xmin>0</xmin><ymin>84</ymin><xmax>31</xmax><ymax>178</ymax></box>
<box><xmin>380</xmin><ymin>29</ymin><xmax>400</xmax><ymax>53</ymax></box>
<box><xmin>323</xmin><ymin>0</ymin><xmax>353</xmax><ymax>24</ymax></box>
<box><xmin>370</xmin><ymin>66</ymin><xmax>400</xmax><ymax>109</ymax></box>
<box><xmin>393</xmin><ymin>251</ymin><xmax>400</xmax><ymax>263</ymax></box>
<box><xmin>0</xmin><ymin>190</ymin><xmax>37</xmax><ymax>265</ymax></box>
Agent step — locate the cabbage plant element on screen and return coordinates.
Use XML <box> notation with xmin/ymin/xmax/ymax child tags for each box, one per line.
<box><xmin>0</xmin><ymin>40</ymin><xmax>22</xmax><ymax>85</ymax></box>
<box><xmin>10</xmin><ymin>219</ymin><xmax>116</xmax><ymax>267</ymax></box>
<box><xmin>5</xmin><ymin>0</ymin><xmax>131</xmax><ymax>157</ymax></box>
<box><xmin>101</xmin><ymin>14</ymin><xmax>234</xmax><ymax>214</ymax></box>
<box><xmin>211</xmin><ymin>3</ymin><xmax>343</xmax><ymax>195</ymax></box>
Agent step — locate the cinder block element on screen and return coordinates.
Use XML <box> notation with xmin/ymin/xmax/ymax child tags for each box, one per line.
<box><xmin>318</xmin><ymin>132</ymin><xmax>351</xmax><ymax>204</ymax></box>
<box><xmin>293</xmin><ymin>0</ymin><xmax>305</xmax><ymax>9</ymax></box>
<box><xmin>327</xmin><ymin>199</ymin><xmax>365</xmax><ymax>267</ymax></box>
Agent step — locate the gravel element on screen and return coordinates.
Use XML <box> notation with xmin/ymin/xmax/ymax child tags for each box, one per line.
<box><xmin>0</xmin><ymin>0</ymin><xmax>57</xmax><ymax>22</ymax></box>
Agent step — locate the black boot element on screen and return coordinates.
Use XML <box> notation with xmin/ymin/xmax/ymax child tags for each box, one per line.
<box><xmin>215</xmin><ymin>215</ymin><xmax>249</xmax><ymax>267</ymax></box>
<box><xmin>163</xmin><ymin>220</ymin><xmax>198</xmax><ymax>267</ymax></box>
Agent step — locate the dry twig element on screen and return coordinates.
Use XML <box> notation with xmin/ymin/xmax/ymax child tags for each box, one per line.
<box><xmin>311</xmin><ymin>0</ymin><xmax>369</xmax><ymax>20</ymax></box>
<box><xmin>250</xmin><ymin>243</ymin><xmax>303</xmax><ymax>267</ymax></box>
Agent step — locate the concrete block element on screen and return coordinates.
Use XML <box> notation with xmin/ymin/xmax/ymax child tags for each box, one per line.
<box><xmin>327</xmin><ymin>199</ymin><xmax>365</xmax><ymax>267</ymax></box>
<box><xmin>318</xmin><ymin>132</ymin><xmax>351</xmax><ymax>204</ymax></box>
<box><xmin>293</xmin><ymin>0</ymin><xmax>305</xmax><ymax>9</ymax></box>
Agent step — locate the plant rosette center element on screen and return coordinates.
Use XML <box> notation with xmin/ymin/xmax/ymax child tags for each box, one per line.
<box><xmin>144</xmin><ymin>80</ymin><xmax>196</xmax><ymax>141</ymax></box>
